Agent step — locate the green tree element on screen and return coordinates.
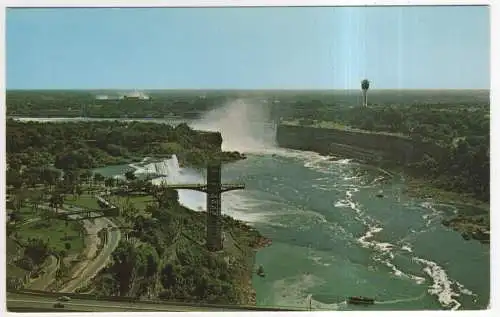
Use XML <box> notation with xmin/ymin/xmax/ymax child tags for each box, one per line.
<box><xmin>125</xmin><ymin>170</ymin><xmax>136</xmax><ymax>181</ymax></box>
<box><xmin>49</xmin><ymin>192</ymin><xmax>64</xmax><ymax>213</ymax></box>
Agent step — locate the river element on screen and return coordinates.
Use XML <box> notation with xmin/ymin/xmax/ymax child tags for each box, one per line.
<box><xmin>14</xmin><ymin>100</ymin><xmax>490</xmax><ymax>310</ymax></box>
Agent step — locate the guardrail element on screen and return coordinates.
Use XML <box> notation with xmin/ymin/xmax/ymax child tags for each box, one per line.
<box><xmin>9</xmin><ymin>289</ymin><xmax>303</xmax><ymax>311</ymax></box>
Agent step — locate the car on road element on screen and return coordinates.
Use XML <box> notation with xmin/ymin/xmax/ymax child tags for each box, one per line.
<box><xmin>53</xmin><ymin>302</ymin><xmax>65</xmax><ymax>308</ymax></box>
<box><xmin>57</xmin><ymin>296</ymin><xmax>71</xmax><ymax>302</ymax></box>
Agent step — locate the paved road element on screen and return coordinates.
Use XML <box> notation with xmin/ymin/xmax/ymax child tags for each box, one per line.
<box><xmin>35</xmin><ymin>204</ymin><xmax>121</xmax><ymax>293</ymax></box>
<box><xmin>59</xmin><ymin>205</ymin><xmax>121</xmax><ymax>292</ymax></box>
<box><xmin>28</xmin><ymin>255</ymin><xmax>59</xmax><ymax>291</ymax></box>
<box><xmin>7</xmin><ymin>293</ymin><xmax>249</xmax><ymax>312</ymax></box>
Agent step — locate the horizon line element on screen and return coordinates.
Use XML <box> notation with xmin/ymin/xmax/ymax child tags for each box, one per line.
<box><xmin>6</xmin><ymin>88</ymin><xmax>491</xmax><ymax>91</ymax></box>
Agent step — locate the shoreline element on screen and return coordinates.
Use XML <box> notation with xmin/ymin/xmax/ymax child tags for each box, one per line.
<box><xmin>372</xmin><ymin>163</ymin><xmax>490</xmax><ymax>244</ymax></box>
<box><xmin>281</xmin><ymin>143</ymin><xmax>490</xmax><ymax>245</ymax></box>
<box><xmin>402</xmin><ymin>178</ymin><xmax>489</xmax><ymax>244</ymax></box>
<box><xmin>102</xmin><ymin>156</ymin><xmax>270</xmax><ymax>306</ymax></box>
<box><xmin>366</xmin><ymin>161</ymin><xmax>490</xmax><ymax>244</ymax></box>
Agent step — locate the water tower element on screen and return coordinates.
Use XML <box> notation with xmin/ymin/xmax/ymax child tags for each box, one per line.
<box><xmin>361</xmin><ymin>79</ymin><xmax>370</xmax><ymax>107</ymax></box>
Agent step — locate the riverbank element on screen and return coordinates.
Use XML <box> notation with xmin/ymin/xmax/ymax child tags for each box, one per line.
<box><xmin>358</xmin><ymin>163</ymin><xmax>490</xmax><ymax>245</ymax></box>
<box><xmin>359</xmin><ymin>163</ymin><xmax>490</xmax><ymax>244</ymax></box>
<box><xmin>84</xmin><ymin>154</ymin><xmax>270</xmax><ymax>306</ymax></box>
<box><xmin>276</xmin><ymin>123</ymin><xmax>489</xmax><ymax>245</ymax></box>
<box><xmin>403</xmin><ymin>178</ymin><xmax>489</xmax><ymax>244</ymax></box>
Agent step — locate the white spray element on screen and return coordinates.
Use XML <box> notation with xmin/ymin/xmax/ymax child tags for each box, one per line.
<box><xmin>191</xmin><ymin>99</ymin><xmax>278</xmax><ymax>153</ymax></box>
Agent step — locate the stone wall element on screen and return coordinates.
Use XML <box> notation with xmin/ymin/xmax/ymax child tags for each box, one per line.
<box><xmin>276</xmin><ymin>124</ymin><xmax>446</xmax><ymax>165</ymax></box>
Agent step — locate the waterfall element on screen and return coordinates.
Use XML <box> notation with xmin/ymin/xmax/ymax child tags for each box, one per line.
<box><xmin>132</xmin><ymin>154</ymin><xmax>181</xmax><ymax>183</ymax></box>
<box><xmin>129</xmin><ymin>155</ymin><xmax>206</xmax><ymax>211</ymax></box>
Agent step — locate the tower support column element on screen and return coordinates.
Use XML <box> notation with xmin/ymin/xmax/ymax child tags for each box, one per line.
<box><xmin>206</xmin><ymin>163</ymin><xmax>223</xmax><ymax>251</ymax></box>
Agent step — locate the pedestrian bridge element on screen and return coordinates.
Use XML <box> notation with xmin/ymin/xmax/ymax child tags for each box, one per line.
<box><xmin>166</xmin><ymin>183</ymin><xmax>245</xmax><ymax>193</ymax></box>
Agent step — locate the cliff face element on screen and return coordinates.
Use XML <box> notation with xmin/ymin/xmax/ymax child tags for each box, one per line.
<box><xmin>276</xmin><ymin>124</ymin><xmax>446</xmax><ymax>165</ymax></box>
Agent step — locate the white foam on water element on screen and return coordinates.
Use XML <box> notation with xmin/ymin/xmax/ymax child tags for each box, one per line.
<box><xmin>370</xmin><ymin>176</ymin><xmax>386</xmax><ymax>184</ymax></box>
<box><xmin>413</xmin><ymin>257</ymin><xmax>465</xmax><ymax>310</ymax></box>
<box><xmin>335</xmin><ymin>186</ymin><xmax>430</xmax><ymax>287</ymax></box>
<box><xmin>336</xmin><ymin>159</ymin><xmax>352</xmax><ymax>164</ymax></box>
<box><xmin>128</xmin><ymin>155</ymin><xmax>276</xmax><ymax>224</ymax></box>
<box><xmin>456</xmin><ymin>281</ymin><xmax>477</xmax><ymax>297</ymax></box>
<box><xmin>401</xmin><ymin>244</ymin><xmax>413</xmax><ymax>253</ymax></box>
<box><xmin>420</xmin><ymin>201</ymin><xmax>445</xmax><ymax>227</ymax></box>
<box><xmin>272</xmin><ymin>274</ymin><xmax>344</xmax><ymax>310</ymax></box>
<box><xmin>302</xmin><ymin>156</ymin><xmax>354</xmax><ymax>176</ymax></box>
<box><xmin>334</xmin><ymin>201</ymin><xmax>351</xmax><ymax>208</ymax></box>
<box><xmin>343</xmin><ymin>175</ymin><xmax>362</xmax><ymax>181</ymax></box>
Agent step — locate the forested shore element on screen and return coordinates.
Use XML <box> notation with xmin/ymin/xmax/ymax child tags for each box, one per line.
<box><xmin>278</xmin><ymin>101</ymin><xmax>489</xmax><ymax>243</ymax></box>
<box><xmin>6</xmin><ymin>119</ymin><xmax>268</xmax><ymax>305</ymax></box>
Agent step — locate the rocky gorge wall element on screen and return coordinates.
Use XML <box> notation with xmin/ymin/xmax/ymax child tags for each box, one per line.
<box><xmin>276</xmin><ymin>124</ymin><xmax>446</xmax><ymax>165</ymax></box>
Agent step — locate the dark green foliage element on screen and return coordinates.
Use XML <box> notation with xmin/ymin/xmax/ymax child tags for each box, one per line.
<box><xmin>22</xmin><ymin>238</ymin><xmax>52</xmax><ymax>266</ymax></box>
<box><xmin>6</xmin><ymin>119</ymin><xmax>243</xmax><ymax>175</ymax></box>
<box><xmin>6</xmin><ymin>90</ymin><xmax>230</xmax><ymax>118</ymax></box>
<box><xmin>283</xmin><ymin>100</ymin><xmax>489</xmax><ymax>202</ymax></box>
<box><xmin>93</xmin><ymin>184</ymin><xmax>265</xmax><ymax>304</ymax></box>
<box><xmin>124</xmin><ymin>171</ymin><xmax>136</xmax><ymax>181</ymax></box>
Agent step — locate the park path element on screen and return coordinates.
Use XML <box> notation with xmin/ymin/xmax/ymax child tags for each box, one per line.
<box><xmin>33</xmin><ymin>203</ymin><xmax>121</xmax><ymax>293</ymax></box>
<box><xmin>59</xmin><ymin>204</ymin><xmax>121</xmax><ymax>293</ymax></box>
<box><xmin>27</xmin><ymin>255</ymin><xmax>59</xmax><ymax>291</ymax></box>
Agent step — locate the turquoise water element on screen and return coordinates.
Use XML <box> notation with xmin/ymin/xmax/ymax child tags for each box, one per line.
<box><xmin>28</xmin><ymin>116</ymin><xmax>489</xmax><ymax>311</ymax></box>
<box><xmin>223</xmin><ymin>153</ymin><xmax>489</xmax><ymax>311</ymax></box>
<box><xmin>98</xmin><ymin>150</ymin><xmax>489</xmax><ymax>311</ymax></box>
<box><xmin>93</xmin><ymin>164</ymin><xmax>134</xmax><ymax>177</ymax></box>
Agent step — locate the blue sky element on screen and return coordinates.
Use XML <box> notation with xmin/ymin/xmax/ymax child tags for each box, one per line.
<box><xmin>6</xmin><ymin>6</ymin><xmax>490</xmax><ymax>90</ymax></box>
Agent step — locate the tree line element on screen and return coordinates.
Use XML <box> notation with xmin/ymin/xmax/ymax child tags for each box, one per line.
<box><xmin>6</xmin><ymin>90</ymin><xmax>230</xmax><ymax>118</ymax></box>
<box><xmin>6</xmin><ymin>119</ymin><xmax>243</xmax><ymax>173</ymax></box>
<box><xmin>282</xmin><ymin>101</ymin><xmax>490</xmax><ymax>202</ymax></box>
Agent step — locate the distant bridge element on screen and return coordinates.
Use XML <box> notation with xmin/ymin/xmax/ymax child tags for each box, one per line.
<box><xmin>60</xmin><ymin>165</ymin><xmax>244</xmax><ymax>252</ymax></box>
<box><xmin>56</xmin><ymin>207</ymin><xmax>119</xmax><ymax>220</ymax></box>
<box><xmin>165</xmin><ymin>183</ymin><xmax>245</xmax><ymax>193</ymax></box>
<box><xmin>57</xmin><ymin>196</ymin><xmax>119</xmax><ymax>221</ymax></box>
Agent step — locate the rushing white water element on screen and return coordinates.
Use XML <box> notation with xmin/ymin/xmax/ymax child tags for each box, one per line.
<box><xmin>188</xmin><ymin>100</ymin><xmax>483</xmax><ymax>310</ymax></box>
<box><xmin>132</xmin><ymin>155</ymin><xmax>182</xmax><ymax>182</ymax></box>
<box><xmin>31</xmin><ymin>98</ymin><xmax>486</xmax><ymax>310</ymax></box>
<box><xmin>128</xmin><ymin>154</ymin><xmax>268</xmax><ymax>223</ymax></box>
<box><xmin>191</xmin><ymin>99</ymin><xmax>278</xmax><ymax>153</ymax></box>
<box><xmin>130</xmin><ymin>155</ymin><xmax>207</xmax><ymax>211</ymax></box>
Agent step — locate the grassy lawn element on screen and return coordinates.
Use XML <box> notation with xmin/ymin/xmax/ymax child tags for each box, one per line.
<box><xmin>17</xmin><ymin>218</ymin><xmax>85</xmax><ymax>255</ymax></box>
<box><xmin>16</xmin><ymin>206</ymin><xmax>37</xmax><ymax>218</ymax></box>
<box><xmin>7</xmin><ymin>237</ymin><xmax>23</xmax><ymax>260</ymax></box>
<box><xmin>129</xmin><ymin>195</ymin><xmax>156</xmax><ymax>210</ymax></box>
<box><xmin>113</xmin><ymin>194</ymin><xmax>155</xmax><ymax>213</ymax></box>
<box><xmin>64</xmin><ymin>194</ymin><xmax>101</xmax><ymax>210</ymax></box>
<box><xmin>7</xmin><ymin>263</ymin><xmax>29</xmax><ymax>279</ymax></box>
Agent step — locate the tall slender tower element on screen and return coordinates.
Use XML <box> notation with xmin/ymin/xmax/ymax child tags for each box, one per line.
<box><xmin>206</xmin><ymin>163</ymin><xmax>223</xmax><ymax>251</ymax></box>
<box><xmin>361</xmin><ymin>79</ymin><xmax>370</xmax><ymax>107</ymax></box>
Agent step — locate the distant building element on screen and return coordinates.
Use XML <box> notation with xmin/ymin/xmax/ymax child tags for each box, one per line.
<box><xmin>122</xmin><ymin>91</ymin><xmax>150</xmax><ymax>100</ymax></box>
<box><xmin>95</xmin><ymin>90</ymin><xmax>151</xmax><ymax>101</ymax></box>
